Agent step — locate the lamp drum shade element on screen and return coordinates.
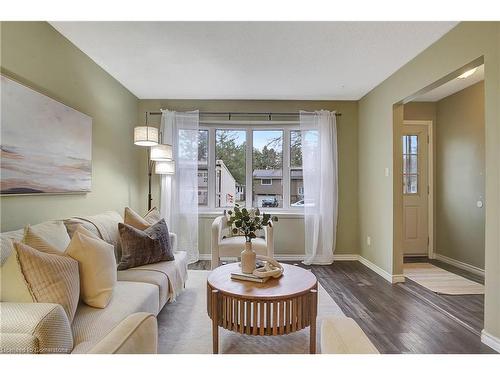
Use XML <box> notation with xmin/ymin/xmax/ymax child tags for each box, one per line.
<box><xmin>155</xmin><ymin>160</ymin><xmax>175</xmax><ymax>175</ymax></box>
<box><xmin>150</xmin><ymin>144</ymin><xmax>173</xmax><ymax>161</ymax></box>
<box><xmin>134</xmin><ymin>126</ymin><xmax>159</xmax><ymax>146</ymax></box>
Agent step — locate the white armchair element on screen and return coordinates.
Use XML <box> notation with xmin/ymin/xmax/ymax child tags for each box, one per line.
<box><xmin>211</xmin><ymin>215</ymin><xmax>274</xmax><ymax>270</ymax></box>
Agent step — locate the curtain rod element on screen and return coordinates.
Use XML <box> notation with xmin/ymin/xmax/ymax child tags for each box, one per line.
<box><xmin>146</xmin><ymin>111</ymin><xmax>341</xmax><ymax>119</ymax></box>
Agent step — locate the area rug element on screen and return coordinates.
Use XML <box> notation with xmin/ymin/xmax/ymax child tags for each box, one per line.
<box><xmin>403</xmin><ymin>263</ymin><xmax>484</xmax><ymax>295</ymax></box>
<box><xmin>157</xmin><ymin>270</ymin><xmax>345</xmax><ymax>354</ymax></box>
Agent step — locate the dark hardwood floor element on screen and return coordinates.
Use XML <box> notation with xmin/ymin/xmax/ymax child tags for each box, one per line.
<box><xmin>189</xmin><ymin>259</ymin><xmax>495</xmax><ymax>354</ymax></box>
<box><xmin>402</xmin><ymin>256</ymin><xmax>485</xmax><ymax>336</ymax></box>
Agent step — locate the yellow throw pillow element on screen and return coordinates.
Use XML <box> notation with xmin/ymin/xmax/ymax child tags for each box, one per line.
<box><xmin>13</xmin><ymin>241</ymin><xmax>80</xmax><ymax>322</ymax></box>
<box><xmin>0</xmin><ymin>244</ymin><xmax>33</xmax><ymax>302</ymax></box>
<box><xmin>124</xmin><ymin>207</ymin><xmax>161</xmax><ymax>230</ymax></box>
<box><xmin>66</xmin><ymin>232</ymin><xmax>117</xmax><ymax>308</ymax></box>
<box><xmin>23</xmin><ymin>221</ymin><xmax>70</xmax><ymax>253</ymax></box>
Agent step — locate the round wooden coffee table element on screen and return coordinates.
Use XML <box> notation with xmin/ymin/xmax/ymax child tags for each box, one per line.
<box><xmin>207</xmin><ymin>263</ymin><xmax>318</xmax><ymax>354</ymax></box>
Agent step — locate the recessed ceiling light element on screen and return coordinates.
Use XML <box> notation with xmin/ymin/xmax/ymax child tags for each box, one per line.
<box><xmin>457</xmin><ymin>68</ymin><xmax>477</xmax><ymax>79</ymax></box>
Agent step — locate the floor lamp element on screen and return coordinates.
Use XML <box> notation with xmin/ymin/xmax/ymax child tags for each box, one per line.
<box><xmin>134</xmin><ymin>126</ymin><xmax>175</xmax><ymax>210</ymax></box>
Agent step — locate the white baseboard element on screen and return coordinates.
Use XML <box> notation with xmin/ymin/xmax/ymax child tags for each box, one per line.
<box><xmin>434</xmin><ymin>253</ymin><xmax>485</xmax><ymax>277</ymax></box>
<box><xmin>198</xmin><ymin>252</ymin><xmax>403</xmax><ymax>284</ymax></box>
<box><xmin>197</xmin><ymin>253</ymin><xmax>358</xmax><ymax>262</ymax></box>
<box><xmin>357</xmin><ymin>255</ymin><xmax>403</xmax><ymax>284</ymax></box>
<box><xmin>332</xmin><ymin>254</ymin><xmax>359</xmax><ymax>261</ymax></box>
<box><xmin>481</xmin><ymin>330</ymin><xmax>500</xmax><ymax>353</ymax></box>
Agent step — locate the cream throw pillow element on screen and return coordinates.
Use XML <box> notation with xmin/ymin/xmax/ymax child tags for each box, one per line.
<box><xmin>13</xmin><ymin>241</ymin><xmax>80</xmax><ymax>322</ymax></box>
<box><xmin>0</xmin><ymin>245</ymin><xmax>33</xmax><ymax>302</ymax></box>
<box><xmin>144</xmin><ymin>207</ymin><xmax>161</xmax><ymax>223</ymax></box>
<box><xmin>124</xmin><ymin>207</ymin><xmax>161</xmax><ymax>230</ymax></box>
<box><xmin>66</xmin><ymin>232</ymin><xmax>117</xmax><ymax>308</ymax></box>
<box><xmin>73</xmin><ymin>224</ymin><xmax>100</xmax><ymax>240</ymax></box>
<box><xmin>2</xmin><ymin>222</ymin><xmax>70</xmax><ymax>303</ymax></box>
<box><xmin>22</xmin><ymin>221</ymin><xmax>70</xmax><ymax>253</ymax></box>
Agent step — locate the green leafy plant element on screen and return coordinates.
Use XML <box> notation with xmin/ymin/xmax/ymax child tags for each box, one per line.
<box><xmin>227</xmin><ymin>204</ymin><xmax>278</xmax><ymax>243</ymax></box>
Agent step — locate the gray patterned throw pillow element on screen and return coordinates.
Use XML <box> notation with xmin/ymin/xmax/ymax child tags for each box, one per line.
<box><xmin>117</xmin><ymin>219</ymin><xmax>174</xmax><ymax>270</ymax></box>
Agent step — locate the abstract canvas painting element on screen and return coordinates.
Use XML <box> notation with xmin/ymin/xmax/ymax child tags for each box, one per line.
<box><xmin>1</xmin><ymin>75</ymin><xmax>92</xmax><ymax>194</ymax></box>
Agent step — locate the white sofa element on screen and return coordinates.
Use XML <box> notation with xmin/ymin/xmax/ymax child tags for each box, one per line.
<box><xmin>0</xmin><ymin>211</ymin><xmax>188</xmax><ymax>354</ymax></box>
<box><xmin>211</xmin><ymin>215</ymin><xmax>274</xmax><ymax>270</ymax></box>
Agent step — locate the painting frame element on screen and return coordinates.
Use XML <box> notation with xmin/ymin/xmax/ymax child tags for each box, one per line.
<box><xmin>1</xmin><ymin>74</ymin><xmax>93</xmax><ymax>196</ymax></box>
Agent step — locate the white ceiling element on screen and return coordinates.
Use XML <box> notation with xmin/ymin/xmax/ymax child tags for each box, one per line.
<box><xmin>413</xmin><ymin>64</ymin><xmax>484</xmax><ymax>102</ymax></box>
<box><xmin>50</xmin><ymin>21</ymin><xmax>458</xmax><ymax>100</ymax></box>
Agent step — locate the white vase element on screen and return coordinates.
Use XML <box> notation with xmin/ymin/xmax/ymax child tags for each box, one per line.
<box><xmin>241</xmin><ymin>241</ymin><xmax>256</xmax><ymax>274</ymax></box>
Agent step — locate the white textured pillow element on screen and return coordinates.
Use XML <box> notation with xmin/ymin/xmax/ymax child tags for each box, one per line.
<box><xmin>66</xmin><ymin>232</ymin><xmax>117</xmax><ymax>308</ymax></box>
<box><xmin>23</xmin><ymin>221</ymin><xmax>70</xmax><ymax>254</ymax></box>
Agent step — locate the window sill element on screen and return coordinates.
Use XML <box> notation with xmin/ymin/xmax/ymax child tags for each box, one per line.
<box><xmin>198</xmin><ymin>210</ymin><xmax>304</xmax><ymax>219</ymax></box>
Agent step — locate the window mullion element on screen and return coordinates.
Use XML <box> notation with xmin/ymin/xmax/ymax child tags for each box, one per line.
<box><xmin>283</xmin><ymin>129</ymin><xmax>291</xmax><ymax>209</ymax></box>
<box><xmin>245</xmin><ymin>127</ymin><xmax>253</xmax><ymax>209</ymax></box>
<box><xmin>208</xmin><ymin>127</ymin><xmax>216</xmax><ymax>209</ymax></box>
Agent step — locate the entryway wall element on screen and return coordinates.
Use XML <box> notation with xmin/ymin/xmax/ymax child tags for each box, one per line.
<box><xmin>404</xmin><ymin>81</ymin><xmax>485</xmax><ymax>270</ymax></box>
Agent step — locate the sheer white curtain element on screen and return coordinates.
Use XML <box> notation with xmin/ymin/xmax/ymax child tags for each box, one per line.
<box><xmin>299</xmin><ymin>110</ymin><xmax>338</xmax><ymax>265</ymax></box>
<box><xmin>160</xmin><ymin>110</ymin><xmax>199</xmax><ymax>264</ymax></box>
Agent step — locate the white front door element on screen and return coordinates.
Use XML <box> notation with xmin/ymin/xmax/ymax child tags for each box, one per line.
<box><xmin>402</xmin><ymin>125</ymin><xmax>429</xmax><ymax>256</ymax></box>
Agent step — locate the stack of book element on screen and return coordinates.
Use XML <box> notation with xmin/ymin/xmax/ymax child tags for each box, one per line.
<box><xmin>231</xmin><ymin>261</ymin><xmax>269</xmax><ymax>283</ymax></box>
<box><xmin>230</xmin><ymin>271</ymin><xmax>269</xmax><ymax>283</ymax></box>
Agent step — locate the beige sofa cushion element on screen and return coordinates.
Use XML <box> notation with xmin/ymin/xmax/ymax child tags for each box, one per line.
<box><xmin>14</xmin><ymin>242</ymin><xmax>80</xmax><ymax>322</ymax></box>
<box><xmin>0</xmin><ymin>302</ymin><xmax>73</xmax><ymax>354</ymax></box>
<box><xmin>66</xmin><ymin>232</ymin><xmax>117</xmax><ymax>308</ymax></box>
<box><xmin>23</xmin><ymin>221</ymin><xmax>70</xmax><ymax>253</ymax></box>
<box><xmin>117</xmin><ymin>268</ymin><xmax>169</xmax><ymax>309</ymax></box>
<box><xmin>88</xmin><ymin>312</ymin><xmax>158</xmax><ymax>354</ymax></box>
<box><xmin>71</xmin><ymin>281</ymin><xmax>159</xmax><ymax>353</ymax></box>
<box><xmin>127</xmin><ymin>251</ymin><xmax>188</xmax><ymax>302</ymax></box>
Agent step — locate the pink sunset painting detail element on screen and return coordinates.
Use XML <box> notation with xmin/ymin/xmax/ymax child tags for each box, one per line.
<box><xmin>1</xmin><ymin>75</ymin><xmax>92</xmax><ymax>194</ymax></box>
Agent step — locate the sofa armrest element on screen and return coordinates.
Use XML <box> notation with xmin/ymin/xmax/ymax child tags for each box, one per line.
<box><xmin>0</xmin><ymin>302</ymin><xmax>73</xmax><ymax>354</ymax></box>
<box><xmin>88</xmin><ymin>313</ymin><xmax>157</xmax><ymax>354</ymax></box>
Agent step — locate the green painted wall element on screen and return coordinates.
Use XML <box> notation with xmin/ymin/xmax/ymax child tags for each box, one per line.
<box><xmin>358</xmin><ymin>22</ymin><xmax>499</xmax><ymax>340</ymax></box>
<box><xmin>138</xmin><ymin>99</ymin><xmax>359</xmax><ymax>256</ymax></box>
<box><xmin>0</xmin><ymin>22</ymin><xmax>142</xmax><ymax>231</ymax></box>
<box><xmin>405</xmin><ymin>82</ymin><xmax>486</xmax><ymax>269</ymax></box>
<box><xmin>435</xmin><ymin>81</ymin><xmax>485</xmax><ymax>269</ymax></box>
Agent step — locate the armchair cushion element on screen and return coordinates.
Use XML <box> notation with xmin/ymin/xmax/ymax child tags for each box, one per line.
<box><xmin>218</xmin><ymin>237</ymin><xmax>268</xmax><ymax>257</ymax></box>
<box><xmin>0</xmin><ymin>302</ymin><xmax>73</xmax><ymax>354</ymax></box>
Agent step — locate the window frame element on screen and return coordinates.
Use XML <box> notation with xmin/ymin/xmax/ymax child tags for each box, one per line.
<box><xmin>198</xmin><ymin>122</ymin><xmax>302</xmax><ymax>213</ymax></box>
<box><xmin>260</xmin><ymin>178</ymin><xmax>272</xmax><ymax>186</ymax></box>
